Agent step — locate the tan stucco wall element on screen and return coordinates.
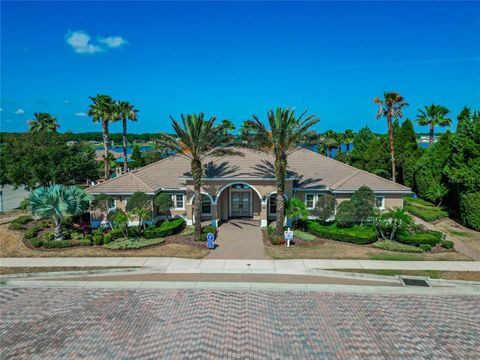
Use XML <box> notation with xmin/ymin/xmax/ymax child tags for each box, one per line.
<box><xmin>334</xmin><ymin>193</ymin><xmax>404</xmax><ymax>209</ymax></box>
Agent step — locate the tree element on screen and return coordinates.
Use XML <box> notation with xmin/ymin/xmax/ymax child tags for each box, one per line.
<box><xmin>313</xmin><ymin>194</ymin><xmax>336</xmax><ymax>223</ymax></box>
<box><xmin>285</xmin><ymin>198</ymin><xmax>309</xmax><ymax>228</ymax></box>
<box><xmin>116</xmin><ymin>101</ymin><xmax>139</xmax><ymax>172</ymax></box>
<box><xmin>29</xmin><ymin>185</ymin><xmax>92</xmax><ymax>240</ymax></box>
<box><xmin>220</xmin><ymin>119</ymin><xmax>235</xmax><ymax>141</ymax></box>
<box><xmin>154</xmin><ymin>192</ymin><xmax>173</xmax><ymax>219</ymax></box>
<box><xmin>350</xmin><ymin>128</ymin><xmax>390</xmax><ymax>178</ymax></box>
<box><xmin>245</xmin><ymin>107</ymin><xmax>319</xmax><ymax>234</ymax></box>
<box><xmin>335</xmin><ymin>201</ymin><xmax>356</xmax><ymax>228</ymax></box>
<box><xmin>350</xmin><ymin>186</ymin><xmax>375</xmax><ymax>225</ymax></box>
<box><xmin>394</xmin><ymin>119</ymin><xmax>420</xmax><ymax>186</ymax></box>
<box><xmin>110</xmin><ymin>209</ymin><xmax>129</xmax><ymax>237</ymax></box>
<box><xmin>91</xmin><ymin>194</ymin><xmax>114</xmax><ymax>225</ymax></box>
<box><xmin>88</xmin><ymin>94</ymin><xmax>117</xmax><ymax>180</ymax></box>
<box><xmin>460</xmin><ymin>192</ymin><xmax>480</xmax><ymax>231</ymax></box>
<box><xmin>320</xmin><ymin>130</ymin><xmax>338</xmax><ymax>157</ymax></box>
<box><xmin>373</xmin><ymin>91</ymin><xmax>409</xmax><ymax>183</ymax></box>
<box><xmin>157</xmin><ymin>113</ymin><xmax>233</xmax><ymax>240</ymax></box>
<box><xmin>130</xmin><ymin>145</ymin><xmax>144</xmax><ymax>167</ymax></box>
<box><xmin>343</xmin><ymin>129</ymin><xmax>355</xmax><ymax>153</ymax></box>
<box><xmin>380</xmin><ymin>207</ymin><xmax>412</xmax><ymax>240</ymax></box>
<box><xmin>425</xmin><ymin>183</ymin><xmax>448</xmax><ymax>207</ymax></box>
<box><xmin>125</xmin><ymin>191</ymin><xmax>151</xmax><ymax>229</ymax></box>
<box><xmin>415</xmin><ymin>104</ymin><xmax>452</xmax><ymax>148</ymax></box>
<box><xmin>0</xmin><ymin>132</ymin><xmax>98</xmax><ymax>190</ymax></box>
<box><xmin>28</xmin><ymin>112</ymin><xmax>59</xmax><ymax>133</ymax></box>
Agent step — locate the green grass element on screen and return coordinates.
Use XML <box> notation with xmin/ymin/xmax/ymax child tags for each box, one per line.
<box><xmin>181</xmin><ymin>226</ymin><xmax>194</xmax><ymax>236</ymax></box>
<box><xmin>368</xmin><ymin>253</ymin><xmax>424</xmax><ymax>261</ymax></box>
<box><xmin>307</xmin><ymin>221</ymin><xmax>378</xmax><ymax>244</ymax></box>
<box><xmin>372</xmin><ymin>240</ymin><xmax>424</xmax><ymax>253</ymax></box>
<box><xmin>404</xmin><ymin>196</ymin><xmax>449</xmax><ymax>222</ymax></box>
<box><xmin>449</xmin><ymin>230</ymin><xmax>470</xmax><ymax>237</ymax></box>
<box><xmin>104</xmin><ymin>237</ymin><xmax>166</xmax><ymax>250</ymax></box>
<box><xmin>333</xmin><ymin>269</ymin><xmax>443</xmax><ymax>278</ymax></box>
<box><xmin>293</xmin><ymin>230</ymin><xmax>317</xmax><ymax>242</ymax></box>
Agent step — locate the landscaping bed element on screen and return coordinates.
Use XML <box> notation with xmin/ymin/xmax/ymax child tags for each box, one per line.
<box><xmin>404</xmin><ymin>197</ymin><xmax>449</xmax><ymax>222</ymax></box>
<box><xmin>307</xmin><ymin>221</ymin><xmax>378</xmax><ymax>245</ymax></box>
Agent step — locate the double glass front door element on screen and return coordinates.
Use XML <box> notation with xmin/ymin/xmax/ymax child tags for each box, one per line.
<box><xmin>231</xmin><ymin>191</ymin><xmax>251</xmax><ymax>217</ymax></box>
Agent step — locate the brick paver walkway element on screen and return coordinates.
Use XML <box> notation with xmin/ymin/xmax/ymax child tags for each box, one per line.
<box><xmin>1</xmin><ymin>288</ymin><xmax>479</xmax><ymax>359</ymax></box>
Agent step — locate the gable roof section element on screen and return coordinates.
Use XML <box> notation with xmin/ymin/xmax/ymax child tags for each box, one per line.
<box><xmin>86</xmin><ymin>172</ymin><xmax>156</xmax><ymax>194</ymax></box>
<box><xmin>331</xmin><ymin>170</ymin><xmax>411</xmax><ymax>193</ymax></box>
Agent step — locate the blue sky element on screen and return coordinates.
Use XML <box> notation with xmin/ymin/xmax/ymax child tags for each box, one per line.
<box><xmin>1</xmin><ymin>1</ymin><xmax>479</xmax><ymax>134</ymax></box>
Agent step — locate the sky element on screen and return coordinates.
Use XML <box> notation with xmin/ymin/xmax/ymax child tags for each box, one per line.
<box><xmin>1</xmin><ymin>1</ymin><xmax>479</xmax><ymax>134</ymax></box>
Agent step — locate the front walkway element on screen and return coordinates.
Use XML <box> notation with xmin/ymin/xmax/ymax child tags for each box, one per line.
<box><xmin>206</xmin><ymin>219</ymin><xmax>268</xmax><ymax>259</ymax></box>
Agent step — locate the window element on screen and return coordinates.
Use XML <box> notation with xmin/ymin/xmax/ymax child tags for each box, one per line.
<box><xmin>375</xmin><ymin>196</ymin><xmax>385</xmax><ymax>209</ymax></box>
<box><xmin>269</xmin><ymin>194</ymin><xmax>277</xmax><ymax>214</ymax></box>
<box><xmin>173</xmin><ymin>193</ymin><xmax>184</xmax><ymax>210</ymax></box>
<box><xmin>305</xmin><ymin>193</ymin><xmax>315</xmax><ymax>209</ymax></box>
<box><xmin>201</xmin><ymin>194</ymin><xmax>211</xmax><ymax>214</ymax></box>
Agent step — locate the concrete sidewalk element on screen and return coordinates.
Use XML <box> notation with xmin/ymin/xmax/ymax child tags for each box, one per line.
<box><xmin>2</xmin><ymin>257</ymin><xmax>480</xmax><ymax>273</ymax></box>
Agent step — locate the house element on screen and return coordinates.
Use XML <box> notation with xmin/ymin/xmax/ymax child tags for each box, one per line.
<box><xmin>86</xmin><ymin>147</ymin><xmax>411</xmax><ymax>227</ymax></box>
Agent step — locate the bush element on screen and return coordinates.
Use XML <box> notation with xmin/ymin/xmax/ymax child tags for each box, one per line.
<box><xmin>128</xmin><ymin>226</ymin><xmax>141</xmax><ymax>237</ymax></box>
<box><xmin>372</xmin><ymin>240</ymin><xmax>423</xmax><ymax>253</ymax></box>
<box><xmin>11</xmin><ymin>215</ymin><xmax>33</xmax><ymax>225</ymax></box>
<box><xmin>397</xmin><ymin>230</ymin><xmax>443</xmax><ymax>247</ymax></box>
<box><xmin>93</xmin><ymin>233</ymin><xmax>104</xmax><ymax>245</ymax></box>
<box><xmin>25</xmin><ymin>225</ymin><xmax>42</xmax><ymax>239</ymax></box>
<box><xmin>313</xmin><ymin>194</ymin><xmax>336</xmax><ymax>222</ymax></box>
<box><xmin>404</xmin><ymin>197</ymin><xmax>448</xmax><ymax>222</ymax></box>
<box><xmin>105</xmin><ymin>237</ymin><xmax>166</xmax><ymax>250</ymax></box>
<box><xmin>460</xmin><ymin>192</ymin><xmax>480</xmax><ymax>231</ymax></box>
<box><xmin>30</xmin><ymin>238</ymin><xmax>43</xmax><ymax>248</ymax></box>
<box><xmin>103</xmin><ymin>233</ymin><xmax>113</xmax><ymax>244</ymax></box>
<box><xmin>42</xmin><ymin>230</ymin><xmax>55</xmax><ymax>241</ymax></box>
<box><xmin>350</xmin><ymin>186</ymin><xmax>375</xmax><ymax>224</ymax></box>
<box><xmin>70</xmin><ymin>232</ymin><xmax>84</xmax><ymax>240</ymax></box>
<box><xmin>10</xmin><ymin>222</ymin><xmax>24</xmax><ymax>230</ymax></box>
<box><xmin>420</xmin><ymin>244</ymin><xmax>432</xmax><ymax>252</ymax></box>
<box><xmin>307</xmin><ymin>221</ymin><xmax>377</xmax><ymax>244</ymax></box>
<box><xmin>293</xmin><ymin>230</ymin><xmax>317</xmax><ymax>242</ymax></box>
<box><xmin>441</xmin><ymin>240</ymin><xmax>454</xmax><ymax>249</ymax></box>
<box><xmin>80</xmin><ymin>239</ymin><xmax>92</xmax><ymax>246</ymax></box>
<box><xmin>202</xmin><ymin>225</ymin><xmax>217</xmax><ymax>234</ymax></box>
<box><xmin>43</xmin><ymin>240</ymin><xmax>74</xmax><ymax>248</ymax></box>
<box><xmin>110</xmin><ymin>228</ymin><xmax>125</xmax><ymax>240</ymax></box>
<box><xmin>335</xmin><ymin>201</ymin><xmax>356</xmax><ymax>228</ymax></box>
<box><xmin>264</xmin><ymin>226</ymin><xmax>285</xmax><ymax>245</ymax></box>
<box><xmin>144</xmin><ymin>218</ymin><xmax>185</xmax><ymax>239</ymax></box>
<box><xmin>199</xmin><ymin>233</ymin><xmax>208</xmax><ymax>242</ymax></box>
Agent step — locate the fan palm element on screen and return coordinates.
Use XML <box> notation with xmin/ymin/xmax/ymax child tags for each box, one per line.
<box><xmin>116</xmin><ymin>101</ymin><xmax>139</xmax><ymax>172</ymax></box>
<box><xmin>381</xmin><ymin>207</ymin><xmax>412</xmax><ymax>240</ymax></box>
<box><xmin>320</xmin><ymin>130</ymin><xmax>338</xmax><ymax>157</ymax></box>
<box><xmin>29</xmin><ymin>185</ymin><xmax>92</xmax><ymax>240</ymax></box>
<box><xmin>373</xmin><ymin>92</ymin><xmax>408</xmax><ymax>183</ymax></box>
<box><xmin>245</xmin><ymin>107</ymin><xmax>319</xmax><ymax>234</ymax></box>
<box><xmin>157</xmin><ymin>113</ymin><xmax>234</xmax><ymax>240</ymax></box>
<box><xmin>416</xmin><ymin>104</ymin><xmax>451</xmax><ymax>148</ymax></box>
<box><xmin>220</xmin><ymin>119</ymin><xmax>235</xmax><ymax>141</ymax></box>
<box><xmin>88</xmin><ymin>94</ymin><xmax>117</xmax><ymax>180</ymax></box>
<box><xmin>344</xmin><ymin>129</ymin><xmax>354</xmax><ymax>153</ymax></box>
<box><xmin>28</xmin><ymin>113</ymin><xmax>59</xmax><ymax>133</ymax></box>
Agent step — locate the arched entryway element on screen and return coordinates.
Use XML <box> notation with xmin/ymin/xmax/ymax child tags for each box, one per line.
<box><xmin>215</xmin><ymin>182</ymin><xmax>263</xmax><ymax>224</ymax></box>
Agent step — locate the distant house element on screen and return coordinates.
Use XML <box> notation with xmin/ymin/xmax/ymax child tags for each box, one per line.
<box><xmin>86</xmin><ymin>147</ymin><xmax>411</xmax><ymax>227</ymax></box>
<box><xmin>94</xmin><ymin>150</ymin><xmax>124</xmax><ymax>162</ymax></box>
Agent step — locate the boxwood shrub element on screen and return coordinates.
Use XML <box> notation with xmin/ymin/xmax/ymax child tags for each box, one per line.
<box><xmin>103</xmin><ymin>233</ymin><xmax>113</xmax><ymax>244</ymax></box>
<box><xmin>372</xmin><ymin>240</ymin><xmax>423</xmax><ymax>253</ymax></box>
<box><xmin>143</xmin><ymin>218</ymin><xmax>185</xmax><ymax>239</ymax></box>
<box><xmin>80</xmin><ymin>239</ymin><xmax>92</xmax><ymax>246</ymax></box>
<box><xmin>30</xmin><ymin>237</ymin><xmax>43</xmax><ymax>248</ymax></box>
<box><xmin>25</xmin><ymin>225</ymin><xmax>42</xmax><ymax>239</ymax></box>
<box><xmin>307</xmin><ymin>221</ymin><xmax>377</xmax><ymax>244</ymax></box>
<box><xmin>397</xmin><ymin>230</ymin><xmax>443</xmax><ymax>247</ymax></box>
<box><xmin>441</xmin><ymin>240</ymin><xmax>454</xmax><ymax>249</ymax></box>
<box><xmin>11</xmin><ymin>215</ymin><xmax>33</xmax><ymax>226</ymax></box>
<box><xmin>404</xmin><ymin>197</ymin><xmax>449</xmax><ymax>222</ymax></box>
<box><xmin>419</xmin><ymin>244</ymin><xmax>432</xmax><ymax>252</ymax></box>
<box><xmin>10</xmin><ymin>222</ymin><xmax>24</xmax><ymax>231</ymax></box>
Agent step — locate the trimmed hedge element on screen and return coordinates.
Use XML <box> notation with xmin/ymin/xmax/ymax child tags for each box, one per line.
<box><xmin>307</xmin><ymin>221</ymin><xmax>378</xmax><ymax>245</ymax></box>
<box><xmin>404</xmin><ymin>197</ymin><xmax>448</xmax><ymax>222</ymax></box>
<box><xmin>80</xmin><ymin>239</ymin><xmax>92</xmax><ymax>246</ymax></box>
<box><xmin>143</xmin><ymin>218</ymin><xmax>185</xmax><ymax>239</ymax></box>
<box><xmin>198</xmin><ymin>225</ymin><xmax>218</xmax><ymax>242</ymax></box>
<box><xmin>420</xmin><ymin>244</ymin><xmax>432</xmax><ymax>252</ymax></box>
<box><xmin>397</xmin><ymin>230</ymin><xmax>443</xmax><ymax>247</ymax></box>
<box><xmin>25</xmin><ymin>225</ymin><xmax>42</xmax><ymax>239</ymax></box>
<box><xmin>460</xmin><ymin>192</ymin><xmax>480</xmax><ymax>231</ymax></box>
<box><xmin>372</xmin><ymin>240</ymin><xmax>423</xmax><ymax>253</ymax></box>
<box><xmin>10</xmin><ymin>222</ymin><xmax>24</xmax><ymax>230</ymax></box>
<box><xmin>105</xmin><ymin>237</ymin><xmax>166</xmax><ymax>250</ymax></box>
<box><xmin>43</xmin><ymin>240</ymin><xmax>76</xmax><ymax>248</ymax></box>
<box><xmin>11</xmin><ymin>215</ymin><xmax>33</xmax><ymax>226</ymax></box>
<box><xmin>103</xmin><ymin>233</ymin><xmax>113</xmax><ymax>244</ymax></box>
<box><xmin>30</xmin><ymin>238</ymin><xmax>43</xmax><ymax>248</ymax></box>
<box><xmin>441</xmin><ymin>240</ymin><xmax>454</xmax><ymax>249</ymax></box>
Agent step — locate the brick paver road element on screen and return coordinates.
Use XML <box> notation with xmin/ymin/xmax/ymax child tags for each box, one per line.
<box><xmin>1</xmin><ymin>288</ymin><xmax>479</xmax><ymax>359</ymax></box>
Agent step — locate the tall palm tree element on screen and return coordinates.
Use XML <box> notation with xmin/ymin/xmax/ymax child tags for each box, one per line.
<box><xmin>415</xmin><ymin>104</ymin><xmax>451</xmax><ymax>148</ymax></box>
<box><xmin>373</xmin><ymin>92</ymin><xmax>408</xmax><ymax>183</ymax></box>
<box><xmin>321</xmin><ymin>130</ymin><xmax>338</xmax><ymax>157</ymax></box>
<box><xmin>334</xmin><ymin>132</ymin><xmax>346</xmax><ymax>153</ymax></box>
<box><xmin>245</xmin><ymin>107</ymin><xmax>319</xmax><ymax>234</ymax></box>
<box><xmin>116</xmin><ymin>101</ymin><xmax>139</xmax><ymax>172</ymax></box>
<box><xmin>28</xmin><ymin>112</ymin><xmax>59</xmax><ymax>133</ymax></box>
<box><xmin>157</xmin><ymin>113</ymin><xmax>234</xmax><ymax>240</ymax></box>
<box><xmin>29</xmin><ymin>185</ymin><xmax>92</xmax><ymax>240</ymax></box>
<box><xmin>88</xmin><ymin>94</ymin><xmax>117</xmax><ymax>180</ymax></box>
<box><xmin>344</xmin><ymin>129</ymin><xmax>354</xmax><ymax>153</ymax></box>
<box><xmin>220</xmin><ymin>119</ymin><xmax>235</xmax><ymax>141</ymax></box>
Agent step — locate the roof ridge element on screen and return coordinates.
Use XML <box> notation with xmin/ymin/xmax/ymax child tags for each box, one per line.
<box><xmin>87</xmin><ymin>170</ymin><xmax>135</xmax><ymax>191</ymax></box>
<box><xmin>356</xmin><ymin>169</ymin><xmax>411</xmax><ymax>190</ymax></box>
<box><xmin>330</xmin><ymin>170</ymin><xmax>361</xmax><ymax>190</ymax></box>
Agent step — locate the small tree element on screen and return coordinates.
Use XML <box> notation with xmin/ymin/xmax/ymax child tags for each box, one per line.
<box><xmin>91</xmin><ymin>194</ymin><xmax>114</xmax><ymax>225</ymax></box>
<box><xmin>110</xmin><ymin>209</ymin><xmax>129</xmax><ymax>237</ymax></box>
<box><xmin>285</xmin><ymin>198</ymin><xmax>309</xmax><ymax>229</ymax></box>
<box><xmin>154</xmin><ymin>192</ymin><xmax>173</xmax><ymax>219</ymax></box>
<box><xmin>350</xmin><ymin>186</ymin><xmax>375</xmax><ymax>225</ymax></box>
<box><xmin>335</xmin><ymin>201</ymin><xmax>356</xmax><ymax>228</ymax></box>
<box><xmin>125</xmin><ymin>191</ymin><xmax>151</xmax><ymax>229</ymax></box>
<box><xmin>425</xmin><ymin>183</ymin><xmax>448</xmax><ymax>207</ymax></box>
<box><xmin>130</xmin><ymin>145</ymin><xmax>144</xmax><ymax>168</ymax></box>
<box><xmin>381</xmin><ymin>208</ymin><xmax>413</xmax><ymax>240</ymax></box>
<box><xmin>313</xmin><ymin>194</ymin><xmax>336</xmax><ymax>223</ymax></box>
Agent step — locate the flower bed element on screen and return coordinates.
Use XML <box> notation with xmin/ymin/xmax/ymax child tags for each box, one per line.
<box><xmin>307</xmin><ymin>221</ymin><xmax>378</xmax><ymax>245</ymax></box>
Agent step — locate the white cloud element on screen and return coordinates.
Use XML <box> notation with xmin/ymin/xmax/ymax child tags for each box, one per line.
<box><xmin>65</xmin><ymin>31</ymin><xmax>103</xmax><ymax>54</ymax></box>
<box><xmin>98</xmin><ymin>36</ymin><xmax>127</xmax><ymax>48</ymax></box>
<box><xmin>75</xmin><ymin>112</ymin><xmax>88</xmax><ymax>117</ymax></box>
<box><xmin>15</xmin><ymin>108</ymin><xmax>25</xmax><ymax>115</ymax></box>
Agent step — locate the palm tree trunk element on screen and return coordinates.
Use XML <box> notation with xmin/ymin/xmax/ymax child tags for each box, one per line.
<box><xmin>102</xmin><ymin>120</ymin><xmax>110</xmax><ymax>180</ymax></box>
<box><xmin>275</xmin><ymin>155</ymin><xmax>287</xmax><ymax>235</ymax></box>
<box><xmin>429</xmin><ymin>121</ymin><xmax>434</xmax><ymax>148</ymax></box>
<box><xmin>54</xmin><ymin>216</ymin><xmax>63</xmax><ymax>240</ymax></box>
<box><xmin>192</xmin><ymin>159</ymin><xmax>203</xmax><ymax>241</ymax></box>
<box><xmin>387</xmin><ymin>116</ymin><xmax>396</xmax><ymax>183</ymax></box>
<box><xmin>123</xmin><ymin>118</ymin><xmax>128</xmax><ymax>172</ymax></box>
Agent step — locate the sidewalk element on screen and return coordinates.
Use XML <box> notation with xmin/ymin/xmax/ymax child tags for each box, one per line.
<box><xmin>2</xmin><ymin>257</ymin><xmax>480</xmax><ymax>273</ymax></box>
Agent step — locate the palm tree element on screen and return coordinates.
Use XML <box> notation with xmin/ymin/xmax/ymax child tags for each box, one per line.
<box><xmin>415</xmin><ymin>104</ymin><xmax>451</xmax><ymax>148</ymax></box>
<box><xmin>28</xmin><ymin>112</ymin><xmax>59</xmax><ymax>133</ymax></box>
<box><xmin>88</xmin><ymin>94</ymin><xmax>117</xmax><ymax>180</ymax></box>
<box><xmin>334</xmin><ymin>132</ymin><xmax>346</xmax><ymax>154</ymax></box>
<box><xmin>320</xmin><ymin>130</ymin><xmax>338</xmax><ymax>157</ymax></box>
<box><xmin>116</xmin><ymin>101</ymin><xmax>139</xmax><ymax>172</ymax></box>
<box><xmin>373</xmin><ymin>92</ymin><xmax>408</xmax><ymax>183</ymax></box>
<box><xmin>29</xmin><ymin>185</ymin><xmax>92</xmax><ymax>240</ymax></box>
<box><xmin>344</xmin><ymin>129</ymin><xmax>354</xmax><ymax>153</ymax></box>
<box><xmin>157</xmin><ymin>113</ymin><xmax>234</xmax><ymax>240</ymax></box>
<box><xmin>245</xmin><ymin>107</ymin><xmax>319</xmax><ymax>234</ymax></box>
<box><xmin>220</xmin><ymin>119</ymin><xmax>235</xmax><ymax>140</ymax></box>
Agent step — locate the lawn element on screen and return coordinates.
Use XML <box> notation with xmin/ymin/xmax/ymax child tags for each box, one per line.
<box><xmin>434</xmin><ymin>218</ymin><xmax>480</xmax><ymax>253</ymax></box>
<box><xmin>404</xmin><ymin>196</ymin><xmax>449</xmax><ymax>222</ymax></box>
<box><xmin>332</xmin><ymin>269</ymin><xmax>480</xmax><ymax>281</ymax></box>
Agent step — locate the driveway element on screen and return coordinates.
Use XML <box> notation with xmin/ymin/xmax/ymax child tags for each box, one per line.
<box><xmin>1</xmin><ymin>287</ymin><xmax>479</xmax><ymax>359</ymax></box>
<box><xmin>207</xmin><ymin>219</ymin><xmax>268</xmax><ymax>259</ymax></box>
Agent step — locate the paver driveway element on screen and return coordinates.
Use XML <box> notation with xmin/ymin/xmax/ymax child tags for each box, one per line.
<box><xmin>1</xmin><ymin>288</ymin><xmax>479</xmax><ymax>359</ymax></box>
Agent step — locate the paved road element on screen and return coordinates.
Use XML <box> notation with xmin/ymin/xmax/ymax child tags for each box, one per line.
<box><xmin>1</xmin><ymin>287</ymin><xmax>479</xmax><ymax>359</ymax></box>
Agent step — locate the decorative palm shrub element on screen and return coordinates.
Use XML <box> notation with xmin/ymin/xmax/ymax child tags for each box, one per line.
<box><xmin>29</xmin><ymin>185</ymin><xmax>92</xmax><ymax>240</ymax></box>
<box><xmin>125</xmin><ymin>192</ymin><xmax>152</xmax><ymax>229</ymax></box>
<box><xmin>285</xmin><ymin>198</ymin><xmax>309</xmax><ymax>229</ymax></box>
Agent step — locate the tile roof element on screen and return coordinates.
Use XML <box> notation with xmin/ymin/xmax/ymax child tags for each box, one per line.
<box><xmin>86</xmin><ymin>147</ymin><xmax>411</xmax><ymax>194</ymax></box>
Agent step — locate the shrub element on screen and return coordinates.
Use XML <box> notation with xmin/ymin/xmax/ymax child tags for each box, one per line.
<box><xmin>293</xmin><ymin>230</ymin><xmax>317</xmax><ymax>242</ymax></box>
<box><xmin>103</xmin><ymin>233</ymin><xmax>113</xmax><ymax>244</ymax></box>
<box><xmin>313</xmin><ymin>194</ymin><xmax>336</xmax><ymax>222</ymax></box>
<box><xmin>10</xmin><ymin>222</ymin><xmax>24</xmax><ymax>230</ymax></box>
<box><xmin>43</xmin><ymin>240</ymin><xmax>74</xmax><ymax>248</ymax></box>
<box><xmin>70</xmin><ymin>232</ymin><xmax>84</xmax><ymax>240</ymax></box>
<box><xmin>105</xmin><ymin>237</ymin><xmax>166</xmax><ymax>250</ymax></box>
<box><xmin>30</xmin><ymin>238</ymin><xmax>43</xmax><ymax>248</ymax></box>
<box><xmin>420</xmin><ymin>244</ymin><xmax>432</xmax><ymax>252</ymax></box>
<box><xmin>143</xmin><ymin>218</ymin><xmax>185</xmax><ymax>239</ymax></box>
<box><xmin>285</xmin><ymin>198</ymin><xmax>309</xmax><ymax>227</ymax></box>
<box><xmin>372</xmin><ymin>240</ymin><xmax>423</xmax><ymax>253</ymax></box>
<box><xmin>460</xmin><ymin>192</ymin><xmax>480</xmax><ymax>231</ymax></box>
<box><xmin>93</xmin><ymin>233</ymin><xmax>104</xmax><ymax>245</ymax></box>
<box><xmin>397</xmin><ymin>230</ymin><xmax>443</xmax><ymax>247</ymax></box>
<box><xmin>350</xmin><ymin>186</ymin><xmax>375</xmax><ymax>225</ymax></box>
<box><xmin>110</xmin><ymin>228</ymin><xmax>125</xmax><ymax>240</ymax></box>
<box><xmin>12</xmin><ymin>215</ymin><xmax>33</xmax><ymax>225</ymax></box>
<box><xmin>199</xmin><ymin>233</ymin><xmax>208</xmax><ymax>242</ymax></box>
<box><xmin>154</xmin><ymin>192</ymin><xmax>173</xmax><ymax>217</ymax></box>
<box><xmin>42</xmin><ymin>230</ymin><xmax>55</xmax><ymax>241</ymax></box>
<box><xmin>128</xmin><ymin>226</ymin><xmax>141</xmax><ymax>237</ymax></box>
<box><xmin>25</xmin><ymin>225</ymin><xmax>42</xmax><ymax>239</ymax></box>
<box><xmin>404</xmin><ymin>196</ymin><xmax>448</xmax><ymax>222</ymax></box>
<box><xmin>80</xmin><ymin>239</ymin><xmax>92</xmax><ymax>246</ymax></box>
<box><xmin>202</xmin><ymin>225</ymin><xmax>217</xmax><ymax>234</ymax></box>
<box><xmin>441</xmin><ymin>240</ymin><xmax>454</xmax><ymax>249</ymax></box>
<box><xmin>335</xmin><ymin>201</ymin><xmax>356</xmax><ymax>228</ymax></box>
<box><xmin>307</xmin><ymin>221</ymin><xmax>377</xmax><ymax>244</ymax></box>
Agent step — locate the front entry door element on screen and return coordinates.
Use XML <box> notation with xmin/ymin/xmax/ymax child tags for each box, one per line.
<box><xmin>231</xmin><ymin>191</ymin><xmax>251</xmax><ymax>217</ymax></box>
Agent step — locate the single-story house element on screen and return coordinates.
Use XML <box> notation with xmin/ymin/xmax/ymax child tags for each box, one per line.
<box><xmin>86</xmin><ymin>147</ymin><xmax>411</xmax><ymax>227</ymax></box>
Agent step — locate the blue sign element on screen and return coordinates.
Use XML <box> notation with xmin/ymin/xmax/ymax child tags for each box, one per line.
<box><xmin>207</xmin><ymin>233</ymin><xmax>215</xmax><ymax>249</ymax></box>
